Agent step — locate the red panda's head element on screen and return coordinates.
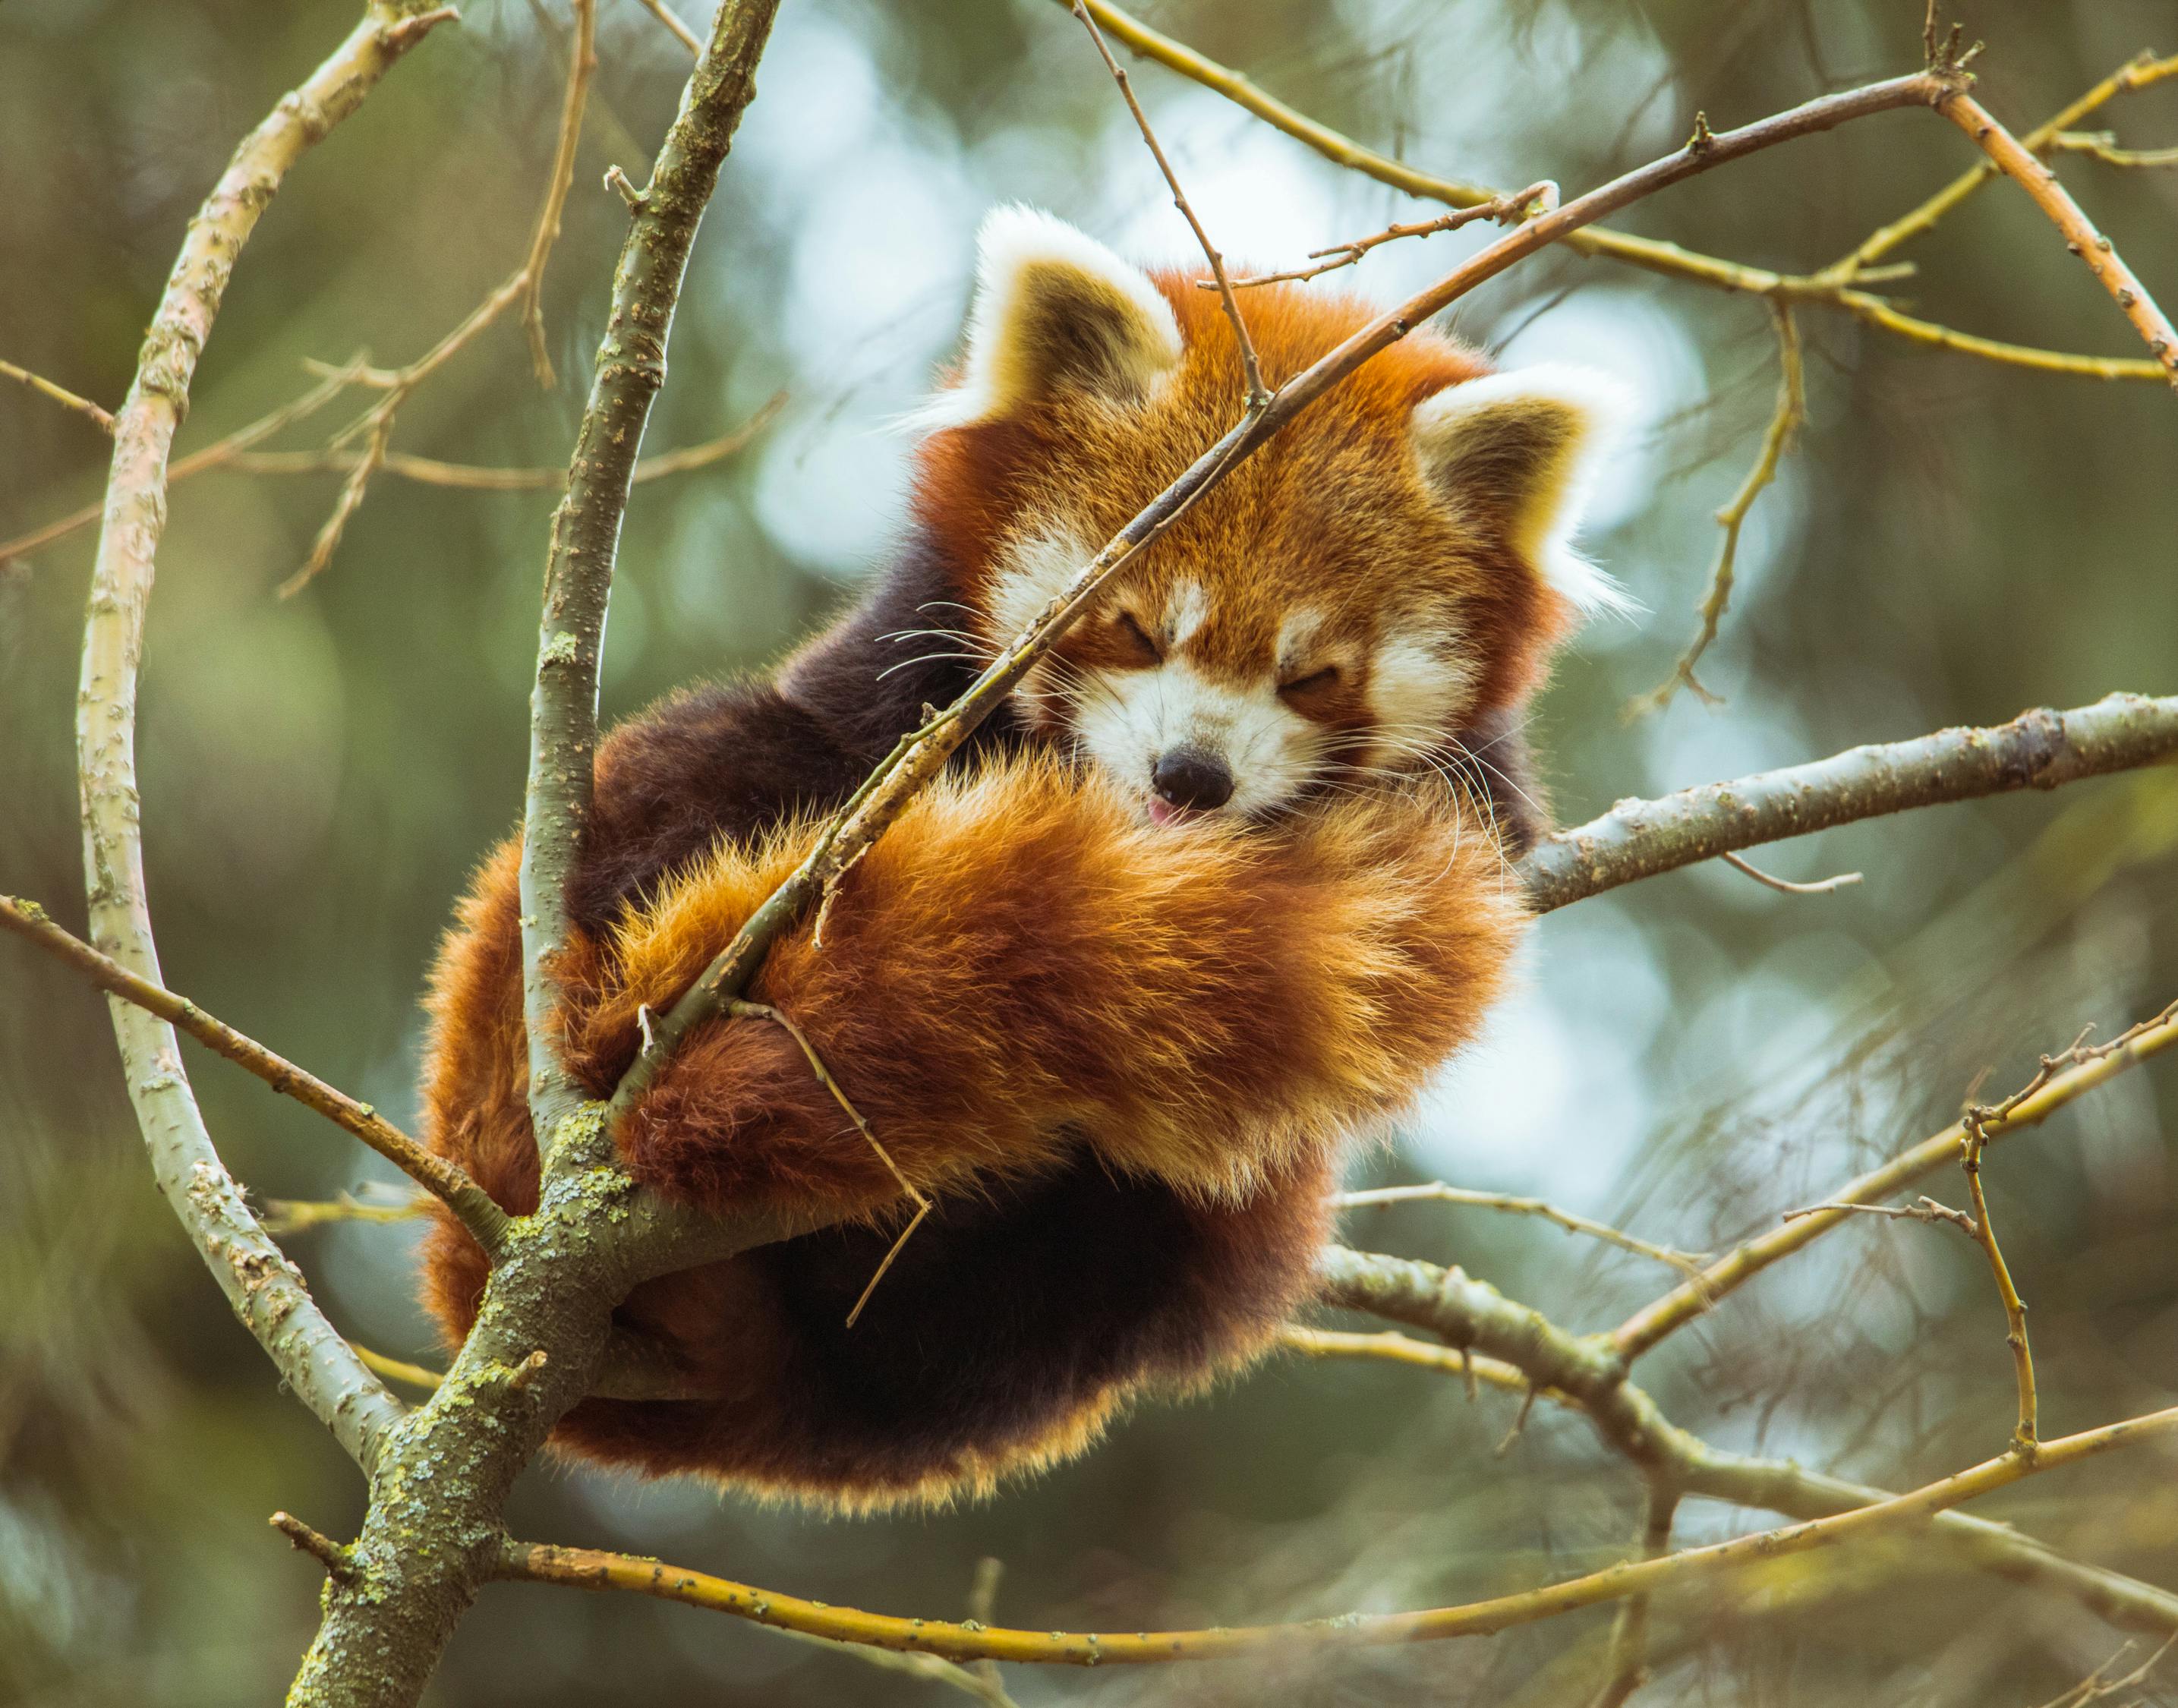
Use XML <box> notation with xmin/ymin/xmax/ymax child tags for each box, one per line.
<box><xmin>906</xmin><ymin>206</ymin><xmax>1634</xmax><ymax>826</ymax></box>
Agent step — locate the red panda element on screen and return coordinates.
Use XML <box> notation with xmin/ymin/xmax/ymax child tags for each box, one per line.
<box><xmin>417</xmin><ymin>206</ymin><xmax>1631</xmax><ymax>1511</ymax></box>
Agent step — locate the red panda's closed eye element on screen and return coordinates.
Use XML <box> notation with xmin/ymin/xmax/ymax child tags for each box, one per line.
<box><xmin>1114</xmin><ymin>610</ymin><xmax>1162</xmax><ymax>664</ymax></box>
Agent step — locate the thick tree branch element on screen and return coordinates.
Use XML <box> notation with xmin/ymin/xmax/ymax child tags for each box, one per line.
<box><xmin>73</xmin><ymin>0</ymin><xmax>449</xmax><ymax>1480</ymax></box>
<box><xmin>496</xmin><ymin>1404</ymin><xmax>2178</xmax><ymax>1664</ymax></box>
<box><xmin>284</xmin><ymin>10</ymin><xmax>792</xmax><ymax>1702</ymax></box>
<box><xmin>1304</xmin><ymin>1253</ymin><xmax>2178</xmax><ymax>1637</ymax></box>
<box><xmin>519</xmin><ymin>0</ymin><xmax>780</xmax><ymax>1151</ymax></box>
<box><xmin>1521</xmin><ymin>692</ymin><xmax>2178</xmax><ymax>912</ymax></box>
<box><xmin>0</xmin><ymin>893</ymin><xmax>506</xmax><ymax>1252</ymax></box>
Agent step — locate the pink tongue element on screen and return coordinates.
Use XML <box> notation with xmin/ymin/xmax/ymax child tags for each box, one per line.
<box><xmin>1148</xmin><ymin>797</ymin><xmax>1180</xmax><ymax>827</ymax></box>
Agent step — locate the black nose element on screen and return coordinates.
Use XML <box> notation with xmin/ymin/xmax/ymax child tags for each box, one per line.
<box><xmin>1151</xmin><ymin>748</ymin><xmax>1234</xmax><ymax>811</ymax></box>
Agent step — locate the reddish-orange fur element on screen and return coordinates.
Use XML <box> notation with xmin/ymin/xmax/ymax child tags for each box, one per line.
<box><xmin>422</xmin><ymin>763</ymin><xmax>1518</xmax><ymax>1506</ymax></box>
<box><xmin>418</xmin><ymin>238</ymin><xmax>1590</xmax><ymax>1510</ymax></box>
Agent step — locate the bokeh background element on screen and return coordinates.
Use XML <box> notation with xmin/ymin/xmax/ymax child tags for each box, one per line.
<box><xmin>4</xmin><ymin>0</ymin><xmax>2177</xmax><ymax>1701</ymax></box>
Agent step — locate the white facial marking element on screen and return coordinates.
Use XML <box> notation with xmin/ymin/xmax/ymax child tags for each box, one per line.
<box><xmin>1366</xmin><ymin>631</ymin><xmax>1471</xmax><ymax>766</ymax></box>
<box><xmin>1073</xmin><ymin>656</ymin><xmax>1323</xmax><ymax>819</ymax></box>
<box><xmin>1274</xmin><ymin>607</ymin><xmax>1326</xmax><ymax>676</ymax></box>
<box><xmin>987</xmin><ymin>525</ymin><xmax>1090</xmax><ymax>647</ymax></box>
<box><xmin>1166</xmin><ymin>579</ymin><xmax>1209</xmax><ymax>648</ymax></box>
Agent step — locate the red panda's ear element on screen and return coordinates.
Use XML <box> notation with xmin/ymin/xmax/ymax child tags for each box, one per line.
<box><xmin>1410</xmin><ymin>364</ymin><xmax>1637</xmax><ymax>619</ymax></box>
<box><xmin>914</xmin><ymin>206</ymin><xmax>1182</xmax><ymax>430</ymax></box>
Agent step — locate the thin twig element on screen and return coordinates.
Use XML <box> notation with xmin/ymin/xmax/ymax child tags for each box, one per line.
<box><xmin>2050</xmin><ymin>130</ymin><xmax>2178</xmax><ymax>170</ymax></box>
<box><xmin>495</xmin><ymin>1404</ymin><xmax>2178</xmax><ymax>1665</ymax></box>
<box><xmin>279</xmin><ymin>0</ymin><xmax>609</xmax><ymax>596</ymax></box>
<box><xmin>1221</xmin><ymin>183</ymin><xmax>1557</xmax><ymax>289</ymax></box>
<box><xmin>1064</xmin><ymin>0</ymin><xmax>2176</xmax><ymax>381</ymax></box>
<box><xmin>261</xmin><ymin>1193</ymin><xmax>430</xmax><ymax>1235</ymax></box>
<box><xmin>229</xmin><ymin>391</ymin><xmax>782</xmax><ymax>488</ymax></box>
<box><xmin>1614</xmin><ymin>999</ymin><xmax>2178</xmax><ymax>1358</ymax></box>
<box><xmin>1830</xmin><ymin>51</ymin><xmax>2178</xmax><ymax>279</ymax></box>
<box><xmin>728</xmin><ymin>999</ymin><xmax>931</xmax><ymax>1326</ymax></box>
<box><xmin>1072</xmin><ymin>1</ymin><xmax>1268</xmax><ymax>408</ymax></box>
<box><xmin>1629</xmin><ymin>301</ymin><xmax>1804</xmax><ymax>713</ymax></box>
<box><xmin>0</xmin><ymin>356</ymin><xmax>372</xmax><ymax>566</ymax></box>
<box><xmin>0</xmin><ymin>894</ymin><xmax>508</xmax><ymax>1253</ymax></box>
<box><xmin>520</xmin><ymin>0</ymin><xmax>598</xmax><ymax>388</ymax></box>
<box><xmin>1962</xmin><ymin>1104</ymin><xmax>2039</xmax><ymax>1455</ymax></box>
<box><xmin>1310</xmin><ymin>1249</ymin><xmax>2178</xmax><ymax>1635</ymax></box>
<box><xmin>2035</xmin><ymin>1633</ymin><xmax>2178</xmax><ymax>1708</ymax></box>
<box><xmin>272</xmin><ymin>1512</ymin><xmax>358</xmax><ymax>1584</ymax></box>
<box><xmin>1780</xmin><ymin>1195</ymin><xmax>1977</xmax><ymax>1234</ymax></box>
<box><xmin>1937</xmin><ymin>90</ymin><xmax>2178</xmax><ymax>388</ymax></box>
<box><xmin>632</xmin><ymin>0</ymin><xmax>702</xmax><ymax>57</ymax></box>
<box><xmin>1589</xmin><ymin>1481</ymin><xmax>1679</xmax><ymax>1708</ymax></box>
<box><xmin>1335</xmin><ymin>1183</ymin><xmax>1709</xmax><ymax>1275</ymax></box>
<box><xmin>278</xmin><ymin>269</ymin><xmax>531</xmax><ymax>597</ymax></box>
<box><xmin>1719</xmin><ymin>849</ymin><xmax>1863</xmax><ymax>895</ymax></box>
<box><xmin>1833</xmin><ymin>286</ymin><xmax>2169</xmax><ymax>381</ymax></box>
<box><xmin>355</xmin><ymin>1346</ymin><xmax>449</xmax><ymax>1391</ymax></box>
<box><xmin>0</xmin><ymin>358</ymin><xmax>114</xmax><ymax>432</ymax></box>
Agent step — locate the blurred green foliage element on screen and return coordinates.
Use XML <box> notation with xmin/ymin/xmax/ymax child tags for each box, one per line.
<box><xmin>2</xmin><ymin>0</ymin><xmax>2176</xmax><ymax>1701</ymax></box>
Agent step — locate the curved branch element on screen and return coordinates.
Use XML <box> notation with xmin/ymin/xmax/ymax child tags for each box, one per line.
<box><xmin>0</xmin><ymin>894</ymin><xmax>506</xmax><ymax>1252</ymax></box>
<box><xmin>496</xmin><ymin>1404</ymin><xmax>2178</xmax><ymax>1665</ymax></box>
<box><xmin>74</xmin><ymin>0</ymin><xmax>451</xmax><ymax>1476</ymax></box>
<box><xmin>1521</xmin><ymin>692</ymin><xmax>2178</xmax><ymax>912</ymax></box>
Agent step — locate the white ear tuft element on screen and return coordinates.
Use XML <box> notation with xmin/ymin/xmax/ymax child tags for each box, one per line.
<box><xmin>910</xmin><ymin>205</ymin><xmax>1183</xmax><ymax>431</ymax></box>
<box><xmin>1410</xmin><ymin>363</ymin><xmax>1639</xmax><ymax>619</ymax></box>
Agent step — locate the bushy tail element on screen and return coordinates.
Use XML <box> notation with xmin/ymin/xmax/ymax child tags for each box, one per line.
<box><xmin>561</xmin><ymin>756</ymin><xmax>1523</xmax><ymax>1215</ymax></box>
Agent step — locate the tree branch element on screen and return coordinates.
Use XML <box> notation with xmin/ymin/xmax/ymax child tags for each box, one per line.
<box><xmin>284</xmin><ymin>8</ymin><xmax>794</xmax><ymax>1703</ymax></box>
<box><xmin>518</xmin><ymin>0</ymin><xmax>597</xmax><ymax>388</ymax></box>
<box><xmin>518</xmin><ymin>0</ymin><xmax>780</xmax><ymax>1153</ymax></box>
<box><xmin>0</xmin><ymin>893</ymin><xmax>507</xmax><ymax>1253</ymax></box>
<box><xmin>1311</xmin><ymin>1247</ymin><xmax>2178</xmax><ymax>1637</ymax></box>
<box><xmin>1827</xmin><ymin>50</ymin><xmax>2178</xmax><ymax>280</ymax></box>
<box><xmin>1613</xmin><ymin>998</ymin><xmax>2178</xmax><ymax>1358</ymax></box>
<box><xmin>1521</xmin><ymin>692</ymin><xmax>2178</xmax><ymax>912</ymax></box>
<box><xmin>1072</xmin><ymin>0</ymin><xmax>1268</xmax><ymax>408</ymax></box>
<box><xmin>73</xmin><ymin>0</ymin><xmax>450</xmax><ymax>1480</ymax></box>
<box><xmin>1335</xmin><ymin>1183</ymin><xmax>1708</xmax><ymax>1275</ymax></box>
<box><xmin>0</xmin><ymin>356</ymin><xmax>114</xmax><ymax>431</ymax></box>
<box><xmin>1935</xmin><ymin>90</ymin><xmax>2178</xmax><ymax>386</ymax></box>
<box><xmin>1063</xmin><ymin>1</ymin><xmax>2177</xmax><ymax>381</ymax></box>
<box><xmin>495</xmin><ymin>1404</ymin><xmax>2178</xmax><ymax>1665</ymax></box>
<box><xmin>1628</xmin><ymin>300</ymin><xmax>1804</xmax><ymax>714</ymax></box>
<box><xmin>2</xmin><ymin>356</ymin><xmax>371</xmax><ymax>566</ymax></box>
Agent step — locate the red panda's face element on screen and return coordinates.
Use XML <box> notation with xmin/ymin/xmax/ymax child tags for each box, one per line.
<box><xmin>908</xmin><ymin>208</ymin><xmax>1634</xmax><ymax>827</ymax></box>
